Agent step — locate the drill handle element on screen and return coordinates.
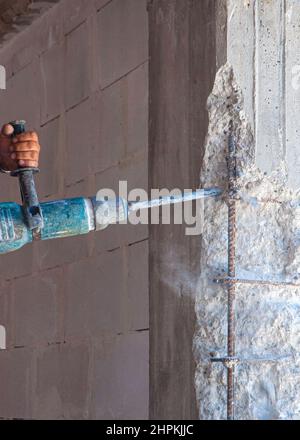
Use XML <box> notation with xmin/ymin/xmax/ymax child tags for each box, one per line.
<box><xmin>10</xmin><ymin>121</ymin><xmax>44</xmax><ymax>233</ymax></box>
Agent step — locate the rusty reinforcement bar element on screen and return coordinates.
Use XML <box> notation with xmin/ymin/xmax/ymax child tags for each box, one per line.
<box><xmin>209</xmin><ymin>127</ymin><xmax>300</xmax><ymax>420</ymax></box>
<box><xmin>226</xmin><ymin>126</ymin><xmax>237</xmax><ymax>420</ymax></box>
<box><xmin>209</xmin><ymin>125</ymin><xmax>238</xmax><ymax>419</ymax></box>
<box><xmin>214</xmin><ymin>277</ymin><xmax>300</xmax><ymax>289</ymax></box>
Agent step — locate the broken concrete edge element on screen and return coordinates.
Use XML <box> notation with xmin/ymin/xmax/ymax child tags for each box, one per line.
<box><xmin>194</xmin><ymin>62</ymin><xmax>300</xmax><ymax>420</ymax></box>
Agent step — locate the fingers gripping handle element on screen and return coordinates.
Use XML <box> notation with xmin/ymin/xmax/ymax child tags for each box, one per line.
<box><xmin>10</xmin><ymin>121</ymin><xmax>44</xmax><ymax>235</ymax></box>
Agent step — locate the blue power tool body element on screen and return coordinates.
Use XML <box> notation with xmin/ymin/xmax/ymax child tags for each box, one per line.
<box><xmin>0</xmin><ymin>122</ymin><xmax>222</xmax><ymax>254</ymax></box>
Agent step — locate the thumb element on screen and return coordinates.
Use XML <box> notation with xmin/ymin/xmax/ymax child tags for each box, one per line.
<box><xmin>1</xmin><ymin>124</ymin><xmax>14</xmax><ymax>137</ymax></box>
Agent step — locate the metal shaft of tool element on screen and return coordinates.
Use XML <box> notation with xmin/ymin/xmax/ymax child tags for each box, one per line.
<box><xmin>227</xmin><ymin>129</ymin><xmax>237</xmax><ymax>420</ymax></box>
<box><xmin>128</xmin><ymin>188</ymin><xmax>222</xmax><ymax>213</ymax></box>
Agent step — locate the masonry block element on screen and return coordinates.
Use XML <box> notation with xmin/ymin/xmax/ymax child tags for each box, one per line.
<box><xmin>64</xmin><ymin>178</ymin><xmax>92</xmax><ymax>198</ymax></box>
<box><xmin>94</xmin><ymin>220</ymin><xmax>123</xmax><ymax>254</ymax></box>
<box><xmin>126</xmin><ymin>62</ymin><xmax>148</xmax><ymax>156</ymax></box>
<box><xmin>10</xmin><ymin>39</ymin><xmax>39</xmax><ymax>77</ymax></box>
<box><xmin>41</xmin><ymin>42</ymin><xmax>64</xmax><ymax>124</ymax></box>
<box><xmin>0</xmin><ymin>172</ymin><xmax>16</xmax><ymax>203</ymax></box>
<box><xmin>0</xmin><ymin>348</ymin><xmax>33</xmax><ymax>419</ymax></box>
<box><xmin>65</xmin><ymin>251</ymin><xmax>124</xmax><ymax>339</ymax></box>
<box><xmin>37</xmin><ymin>116</ymin><xmax>61</xmax><ymax>197</ymax></box>
<box><xmin>94</xmin><ymin>0</ymin><xmax>112</xmax><ymax>11</ymax></box>
<box><xmin>8</xmin><ymin>2</ymin><xmax>64</xmax><ymax>77</ymax></box>
<box><xmin>34</xmin><ymin>343</ymin><xmax>89</xmax><ymax>419</ymax></box>
<box><xmin>97</xmin><ymin>0</ymin><xmax>148</xmax><ymax>88</ymax></box>
<box><xmin>65</xmin><ymin>97</ymin><xmax>96</xmax><ymax>185</ymax></box>
<box><xmin>0</xmin><ymin>242</ymin><xmax>36</xmax><ymax>281</ymax></box>
<box><xmin>0</xmin><ymin>83</ymin><xmax>12</xmax><ymax>127</ymax></box>
<box><xmin>1</xmin><ymin>60</ymin><xmax>41</xmax><ymax>129</ymax></box>
<box><xmin>36</xmin><ymin>234</ymin><xmax>90</xmax><ymax>272</ymax></box>
<box><xmin>127</xmin><ymin>241</ymin><xmax>149</xmax><ymax>331</ymax></box>
<box><xmin>0</xmin><ymin>282</ymin><xmax>12</xmax><ymax>349</ymax></box>
<box><xmin>13</xmin><ymin>268</ymin><xmax>62</xmax><ymax>347</ymax></box>
<box><xmin>8</xmin><ymin>174</ymin><xmax>25</xmax><ymax>204</ymax></box>
<box><xmin>90</xmin><ymin>332</ymin><xmax>149</xmax><ymax>419</ymax></box>
<box><xmin>37</xmin><ymin>3</ymin><xmax>64</xmax><ymax>55</ymax></box>
<box><xmin>94</xmin><ymin>61</ymin><xmax>148</xmax><ymax>172</ymax></box>
<box><xmin>63</xmin><ymin>0</ymin><xmax>94</xmax><ymax>35</ymax></box>
<box><xmin>65</xmin><ymin>21</ymin><xmax>90</xmax><ymax>110</ymax></box>
<box><xmin>94</xmin><ymin>84</ymin><xmax>125</xmax><ymax>173</ymax></box>
<box><xmin>0</xmin><ymin>49</ymin><xmax>13</xmax><ymax>81</ymax></box>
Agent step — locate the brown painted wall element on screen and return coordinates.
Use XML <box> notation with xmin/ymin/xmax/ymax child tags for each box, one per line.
<box><xmin>148</xmin><ymin>0</ymin><xmax>218</xmax><ymax>420</ymax></box>
<box><xmin>0</xmin><ymin>0</ymin><xmax>149</xmax><ymax>420</ymax></box>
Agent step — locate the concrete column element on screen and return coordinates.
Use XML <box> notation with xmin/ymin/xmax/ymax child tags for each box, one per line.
<box><xmin>228</xmin><ymin>0</ymin><xmax>300</xmax><ymax>189</ymax></box>
<box><xmin>195</xmin><ymin>0</ymin><xmax>300</xmax><ymax>420</ymax></box>
<box><xmin>148</xmin><ymin>0</ymin><xmax>220</xmax><ymax>420</ymax></box>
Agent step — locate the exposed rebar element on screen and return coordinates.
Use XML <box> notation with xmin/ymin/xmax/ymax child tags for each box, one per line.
<box><xmin>211</xmin><ymin>354</ymin><xmax>292</xmax><ymax>365</ymax></box>
<box><xmin>214</xmin><ymin>277</ymin><xmax>300</xmax><ymax>289</ymax></box>
<box><xmin>227</xmin><ymin>127</ymin><xmax>237</xmax><ymax>420</ymax></box>
<box><xmin>209</xmin><ymin>127</ymin><xmax>300</xmax><ymax>419</ymax></box>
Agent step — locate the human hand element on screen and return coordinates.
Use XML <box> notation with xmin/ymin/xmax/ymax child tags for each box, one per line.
<box><xmin>0</xmin><ymin>123</ymin><xmax>40</xmax><ymax>172</ymax></box>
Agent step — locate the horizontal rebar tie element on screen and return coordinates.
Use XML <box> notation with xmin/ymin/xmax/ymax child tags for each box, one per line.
<box><xmin>214</xmin><ymin>277</ymin><xmax>300</xmax><ymax>289</ymax></box>
<box><xmin>211</xmin><ymin>354</ymin><xmax>292</xmax><ymax>368</ymax></box>
<box><xmin>227</xmin><ymin>195</ymin><xmax>291</xmax><ymax>205</ymax></box>
<box><xmin>211</xmin><ymin>357</ymin><xmax>239</xmax><ymax>369</ymax></box>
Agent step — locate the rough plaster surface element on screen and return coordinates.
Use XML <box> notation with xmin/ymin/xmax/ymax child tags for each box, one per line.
<box><xmin>194</xmin><ymin>63</ymin><xmax>300</xmax><ymax>420</ymax></box>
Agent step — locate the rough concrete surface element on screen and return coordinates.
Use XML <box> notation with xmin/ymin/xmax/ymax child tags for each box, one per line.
<box><xmin>195</xmin><ymin>63</ymin><xmax>300</xmax><ymax>420</ymax></box>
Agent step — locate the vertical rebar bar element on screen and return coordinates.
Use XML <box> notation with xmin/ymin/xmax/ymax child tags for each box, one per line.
<box><xmin>227</xmin><ymin>127</ymin><xmax>237</xmax><ymax>420</ymax></box>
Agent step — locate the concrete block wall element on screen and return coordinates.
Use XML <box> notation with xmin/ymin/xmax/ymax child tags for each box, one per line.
<box><xmin>0</xmin><ymin>0</ymin><xmax>149</xmax><ymax>419</ymax></box>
